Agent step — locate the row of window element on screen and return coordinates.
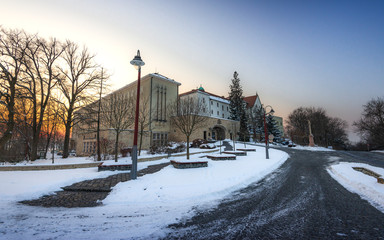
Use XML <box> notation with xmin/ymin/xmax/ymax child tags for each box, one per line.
<box><xmin>152</xmin><ymin>132</ymin><xmax>168</xmax><ymax>147</ymax></box>
<box><xmin>83</xmin><ymin>142</ymin><xmax>96</xmax><ymax>153</ymax></box>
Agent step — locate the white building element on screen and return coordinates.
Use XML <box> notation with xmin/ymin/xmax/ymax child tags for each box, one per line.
<box><xmin>179</xmin><ymin>86</ymin><xmax>231</xmax><ymax>120</ymax></box>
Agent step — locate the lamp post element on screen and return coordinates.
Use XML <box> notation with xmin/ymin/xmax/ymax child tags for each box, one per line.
<box><xmin>263</xmin><ymin>105</ymin><xmax>274</xmax><ymax>159</ymax></box>
<box><xmin>130</xmin><ymin>50</ymin><xmax>145</xmax><ymax>180</ymax></box>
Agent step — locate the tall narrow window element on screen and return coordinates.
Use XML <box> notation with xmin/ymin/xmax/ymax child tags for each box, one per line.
<box><xmin>164</xmin><ymin>88</ymin><xmax>167</xmax><ymax>121</ymax></box>
<box><xmin>156</xmin><ymin>86</ymin><xmax>159</xmax><ymax>120</ymax></box>
<box><xmin>160</xmin><ymin>87</ymin><xmax>163</xmax><ymax>121</ymax></box>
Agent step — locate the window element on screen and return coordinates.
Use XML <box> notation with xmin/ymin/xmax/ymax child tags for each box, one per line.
<box><xmin>222</xmin><ymin>105</ymin><xmax>224</xmax><ymax>110</ymax></box>
<box><xmin>211</xmin><ymin>101</ymin><xmax>213</xmax><ymax>105</ymax></box>
<box><xmin>202</xmin><ymin>98</ymin><xmax>205</xmax><ymax>103</ymax></box>
<box><xmin>156</xmin><ymin>86</ymin><xmax>167</xmax><ymax>121</ymax></box>
<box><xmin>217</xmin><ymin>111</ymin><xmax>219</xmax><ymax>115</ymax></box>
<box><xmin>211</xmin><ymin>110</ymin><xmax>213</xmax><ymax>114</ymax></box>
<box><xmin>203</xmin><ymin>107</ymin><xmax>206</xmax><ymax>113</ymax></box>
<box><xmin>217</xmin><ymin>103</ymin><xmax>219</xmax><ymax>107</ymax></box>
<box><xmin>222</xmin><ymin>113</ymin><xmax>224</xmax><ymax>118</ymax></box>
<box><xmin>153</xmin><ymin>132</ymin><xmax>168</xmax><ymax>146</ymax></box>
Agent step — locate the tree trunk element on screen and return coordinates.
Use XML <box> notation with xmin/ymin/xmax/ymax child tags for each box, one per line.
<box><xmin>186</xmin><ymin>135</ymin><xmax>190</xmax><ymax>160</ymax></box>
<box><xmin>52</xmin><ymin>133</ymin><xmax>55</xmax><ymax>164</ymax></box>
<box><xmin>44</xmin><ymin>132</ymin><xmax>53</xmax><ymax>159</ymax></box>
<box><xmin>62</xmin><ymin>107</ymin><xmax>73</xmax><ymax>158</ymax></box>
<box><xmin>0</xmin><ymin>77</ymin><xmax>16</xmax><ymax>151</ymax></box>
<box><xmin>62</xmin><ymin>122</ymin><xmax>71</xmax><ymax>158</ymax></box>
<box><xmin>114</xmin><ymin>131</ymin><xmax>119</xmax><ymax>162</ymax></box>
<box><xmin>0</xmin><ymin>100</ymin><xmax>14</xmax><ymax>151</ymax></box>
<box><xmin>30</xmin><ymin>131</ymin><xmax>39</xmax><ymax>161</ymax></box>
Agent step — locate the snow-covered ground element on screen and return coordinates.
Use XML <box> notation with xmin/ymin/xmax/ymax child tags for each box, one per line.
<box><xmin>289</xmin><ymin>145</ymin><xmax>334</xmax><ymax>151</ymax></box>
<box><xmin>372</xmin><ymin>150</ymin><xmax>384</xmax><ymax>154</ymax></box>
<box><xmin>0</xmin><ymin>143</ymin><xmax>288</xmax><ymax>240</ymax></box>
<box><xmin>251</xmin><ymin>142</ymin><xmax>334</xmax><ymax>152</ymax></box>
<box><xmin>328</xmin><ymin>160</ymin><xmax>384</xmax><ymax>213</ymax></box>
<box><xmin>0</xmin><ymin>146</ymin><xmax>215</xmax><ymax>167</ymax></box>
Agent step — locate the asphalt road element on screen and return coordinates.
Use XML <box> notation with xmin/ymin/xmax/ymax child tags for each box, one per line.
<box><xmin>164</xmin><ymin>148</ymin><xmax>384</xmax><ymax>239</ymax></box>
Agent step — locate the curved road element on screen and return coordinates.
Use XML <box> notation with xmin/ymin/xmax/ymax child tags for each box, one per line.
<box><xmin>165</xmin><ymin>148</ymin><xmax>384</xmax><ymax>239</ymax></box>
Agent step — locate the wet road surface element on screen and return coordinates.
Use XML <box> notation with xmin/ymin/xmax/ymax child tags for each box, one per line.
<box><xmin>165</xmin><ymin>148</ymin><xmax>384</xmax><ymax>239</ymax></box>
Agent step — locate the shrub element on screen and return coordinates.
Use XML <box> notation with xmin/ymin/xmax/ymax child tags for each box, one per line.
<box><xmin>191</xmin><ymin>139</ymin><xmax>207</xmax><ymax>148</ymax></box>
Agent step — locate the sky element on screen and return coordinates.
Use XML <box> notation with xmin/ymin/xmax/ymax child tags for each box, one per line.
<box><xmin>1</xmin><ymin>0</ymin><xmax>383</xmax><ymax>142</ymax></box>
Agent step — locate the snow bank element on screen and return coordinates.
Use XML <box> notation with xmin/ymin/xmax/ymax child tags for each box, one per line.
<box><xmin>327</xmin><ymin>161</ymin><xmax>384</xmax><ymax>213</ymax></box>
<box><xmin>292</xmin><ymin>145</ymin><xmax>334</xmax><ymax>151</ymax></box>
<box><xmin>0</xmin><ymin>144</ymin><xmax>288</xmax><ymax>240</ymax></box>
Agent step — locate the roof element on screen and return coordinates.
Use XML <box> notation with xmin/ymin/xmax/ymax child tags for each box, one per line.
<box><xmin>179</xmin><ymin>89</ymin><xmax>229</xmax><ymax>102</ymax></box>
<box><xmin>243</xmin><ymin>95</ymin><xmax>259</xmax><ymax>108</ymax></box>
<box><xmin>149</xmin><ymin>73</ymin><xmax>181</xmax><ymax>86</ymax></box>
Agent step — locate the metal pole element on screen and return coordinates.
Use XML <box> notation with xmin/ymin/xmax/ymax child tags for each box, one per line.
<box><xmin>263</xmin><ymin>112</ymin><xmax>269</xmax><ymax>159</ymax></box>
<box><xmin>97</xmin><ymin>68</ymin><xmax>103</xmax><ymax>161</ymax></box>
<box><xmin>131</xmin><ymin>66</ymin><xmax>141</xmax><ymax>180</ymax></box>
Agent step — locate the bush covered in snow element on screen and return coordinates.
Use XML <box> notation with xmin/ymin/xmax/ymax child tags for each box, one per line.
<box><xmin>190</xmin><ymin>138</ymin><xmax>207</xmax><ymax>148</ymax></box>
<box><xmin>199</xmin><ymin>143</ymin><xmax>216</xmax><ymax>149</ymax></box>
<box><xmin>148</xmin><ymin>142</ymin><xmax>186</xmax><ymax>154</ymax></box>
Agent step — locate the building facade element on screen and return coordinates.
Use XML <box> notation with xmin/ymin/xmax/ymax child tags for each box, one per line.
<box><xmin>243</xmin><ymin>94</ymin><xmax>284</xmax><ymax>141</ymax></box>
<box><xmin>73</xmin><ymin>73</ymin><xmax>181</xmax><ymax>156</ymax></box>
<box><xmin>175</xmin><ymin>86</ymin><xmax>239</xmax><ymax>142</ymax></box>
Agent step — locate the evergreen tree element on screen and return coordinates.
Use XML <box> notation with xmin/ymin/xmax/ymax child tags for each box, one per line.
<box><xmin>229</xmin><ymin>72</ymin><xmax>243</xmax><ymax>121</ymax></box>
<box><xmin>249</xmin><ymin>106</ymin><xmax>264</xmax><ymax>141</ymax></box>
<box><xmin>228</xmin><ymin>71</ymin><xmax>248</xmax><ymax>141</ymax></box>
<box><xmin>239</xmin><ymin>101</ymin><xmax>249</xmax><ymax>141</ymax></box>
<box><xmin>266</xmin><ymin>115</ymin><xmax>281</xmax><ymax>141</ymax></box>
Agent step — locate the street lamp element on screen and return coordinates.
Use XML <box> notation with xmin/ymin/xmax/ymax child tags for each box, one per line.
<box><xmin>263</xmin><ymin>105</ymin><xmax>274</xmax><ymax>159</ymax></box>
<box><xmin>130</xmin><ymin>50</ymin><xmax>145</xmax><ymax>180</ymax></box>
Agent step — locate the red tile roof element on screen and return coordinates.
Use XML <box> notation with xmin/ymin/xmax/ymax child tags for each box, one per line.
<box><xmin>243</xmin><ymin>95</ymin><xmax>259</xmax><ymax>108</ymax></box>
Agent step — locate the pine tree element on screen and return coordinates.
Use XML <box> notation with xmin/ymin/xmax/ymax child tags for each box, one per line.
<box><xmin>229</xmin><ymin>72</ymin><xmax>243</xmax><ymax>121</ymax></box>
<box><xmin>239</xmin><ymin>101</ymin><xmax>249</xmax><ymax>141</ymax></box>
<box><xmin>228</xmin><ymin>71</ymin><xmax>248</xmax><ymax>141</ymax></box>
<box><xmin>266</xmin><ymin>115</ymin><xmax>281</xmax><ymax>141</ymax></box>
<box><xmin>249</xmin><ymin>106</ymin><xmax>264</xmax><ymax>141</ymax></box>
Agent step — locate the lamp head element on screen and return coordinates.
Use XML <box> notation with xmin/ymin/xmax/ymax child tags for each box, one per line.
<box><xmin>130</xmin><ymin>50</ymin><xmax>145</xmax><ymax>70</ymax></box>
<box><xmin>270</xmin><ymin>108</ymin><xmax>275</xmax><ymax>114</ymax></box>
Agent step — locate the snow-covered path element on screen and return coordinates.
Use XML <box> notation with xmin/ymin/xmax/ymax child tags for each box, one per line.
<box><xmin>165</xmin><ymin>148</ymin><xmax>384</xmax><ymax>239</ymax></box>
<box><xmin>0</xmin><ymin>144</ymin><xmax>288</xmax><ymax>239</ymax></box>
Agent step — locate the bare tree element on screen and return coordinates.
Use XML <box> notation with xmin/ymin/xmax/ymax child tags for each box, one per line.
<box><xmin>354</xmin><ymin>97</ymin><xmax>384</xmax><ymax>149</ymax></box>
<box><xmin>74</xmin><ymin>69</ymin><xmax>109</xmax><ymax>161</ymax></box>
<box><xmin>286</xmin><ymin>106</ymin><xmax>348</xmax><ymax>148</ymax></box>
<box><xmin>138</xmin><ymin>96</ymin><xmax>150</xmax><ymax>156</ymax></box>
<box><xmin>0</xmin><ymin>28</ymin><xmax>31</xmax><ymax>152</ymax></box>
<box><xmin>168</xmin><ymin>96</ymin><xmax>206</xmax><ymax>159</ymax></box>
<box><xmin>41</xmin><ymin>100</ymin><xmax>62</xmax><ymax>159</ymax></box>
<box><xmin>57</xmin><ymin>41</ymin><xmax>102</xmax><ymax>158</ymax></box>
<box><xmin>21</xmin><ymin>37</ymin><xmax>64</xmax><ymax>160</ymax></box>
<box><xmin>101</xmin><ymin>92</ymin><xmax>134</xmax><ymax>162</ymax></box>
